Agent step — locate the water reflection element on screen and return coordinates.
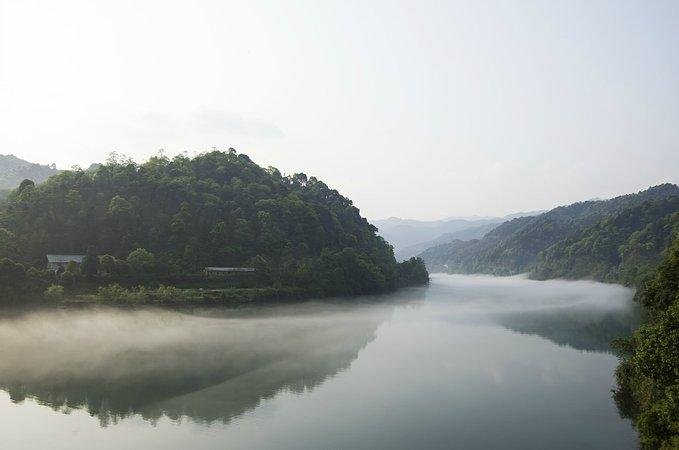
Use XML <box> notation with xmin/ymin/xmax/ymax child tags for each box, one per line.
<box><xmin>494</xmin><ymin>306</ymin><xmax>639</xmax><ymax>352</ymax></box>
<box><xmin>424</xmin><ymin>274</ymin><xmax>639</xmax><ymax>352</ymax></box>
<box><xmin>0</xmin><ymin>275</ymin><xmax>638</xmax><ymax>442</ymax></box>
<box><xmin>0</xmin><ymin>299</ymin><xmax>407</xmax><ymax>426</ymax></box>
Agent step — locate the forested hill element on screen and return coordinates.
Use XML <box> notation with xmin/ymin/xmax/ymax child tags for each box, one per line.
<box><xmin>419</xmin><ymin>184</ymin><xmax>679</xmax><ymax>283</ymax></box>
<box><xmin>533</xmin><ymin>196</ymin><xmax>679</xmax><ymax>285</ymax></box>
<box><xmin>0</xmin><ymin>149</ymin><xmax>428</xmax><ymax>299</ymax></box>
<box><xmin>0</xmin><ymin>154</ymin><xmax>59</xmax><ymax>189</ymax></box>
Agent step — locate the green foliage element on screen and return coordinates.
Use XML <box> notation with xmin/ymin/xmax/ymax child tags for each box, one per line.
<box><xmin>0</xmin><ymin>149</ymin><xmax>427</xmax><ymax>298</ymax></box>
<box><xmin>152</xmin><ymin>284</ymin><xmax>183</xmax><ymax>302</ymax></box>
<box><xmin>65</xmin><ymin>261</ymin><xmax>79</xmax><ymax>274</ymax></box>
<box><xmin>58</xmin><ymin>271</ymin><xmax>76</xmax><ymax>287</ymax></box>
<box><xmin>534</xmin><ymin>198</ymin><xmax>679</xmax><ymax>286</ymax></box>
<box><xmin>0</xmin><ymin>228</ymin><xmax>17</xmax><ymax>260</ymax></box>
<box><xmin>643</xmin><ymin>238</ymin><xmax>679</xmax><ymax>312</ymax></box>
<box><xmin>99</xmin><ymin>254</ymin><xmax>116</xmax><ymax>275</ymax></box>
<box><xmin>614</xmin><ymin>237</ymin><xmax>679</xmax><ymax>448</ymax></box>
<box><xmin>96</xmin><ymin>284</ymin><xmax>144</xmax><ymax>303</ymax></box>
<box><xmin>126</xmin><ymin>248</ymin><xmax>155</xmax><ymax>274</ymax></box>
<box><xmin>81</xmin><ymin>246</ymin><xmax>99</xmax><ymax>278</ymax></box>
<box><xmin>396</xmin><ymin>257</ymin><xmax>429</xmax><ymax>287</ymax></box>
<box><xmin>419</xmin><ymin>184</ymin><xmax>679</xmax><ymax>287</ymax></box>
<box><xmin>0</xmin><ymin>258</ymin><xmax>26</xmax><ymax>297</ymax></box>
<box><xmin>44</xmin><ymin>284</ymin><xmax>65</xmax><ymax>301</ymax></box>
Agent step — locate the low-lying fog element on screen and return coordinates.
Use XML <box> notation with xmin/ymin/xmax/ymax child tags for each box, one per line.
<box><xmin>0</xmin><ymin>274</ymin><xmax>639</xmax><ymax>447</ymax></box>
<box><xmin>0</xmin><ymin>301</ymin><xmax>398</xmax><ymax>424</ymax></box>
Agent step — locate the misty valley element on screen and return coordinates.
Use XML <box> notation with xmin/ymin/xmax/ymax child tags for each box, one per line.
<box><xmin>0</xmin><ymin>275</ymin><xmax>639</xmax><ymax>449</ymax></box>
<box><xmin>3</xmin><ymin>1</ymin><xmax>679</xmax><ymax>448</ymax></box>
<box><xmin>1</xmin><ymin>151</ymin><xmax>678</xmax><ymax>448</ymax></box>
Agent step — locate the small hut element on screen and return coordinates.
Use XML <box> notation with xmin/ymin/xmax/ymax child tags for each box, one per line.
<box><xmin>46</xmin><ymin>254</ymin><xmax>85</xmax><ymax>272</ymax></box>
<box><xmin>204</xmin><ymin>267</ymin><xmax>256</xmax><ymax>276</ymax></box>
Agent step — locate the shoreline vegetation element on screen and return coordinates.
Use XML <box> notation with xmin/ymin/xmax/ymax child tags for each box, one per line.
<box><xmin>613</xmin><ymin>237</ymin><xmax>679</xmax><ymax>449</ymax></box>
<box><xmin>0</xmin><ymin>149</ymin><xmax>428</xmax><ymax>307</ymax></box>
<box><xmin>51</xmin><ymin>284</ymin><xmax>313</xmax><ymax>306</ymax></box>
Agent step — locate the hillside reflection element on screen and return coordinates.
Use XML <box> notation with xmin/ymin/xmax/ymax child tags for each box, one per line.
<box><xmin>491</xmin><ymin>304</ymin><xmax>640</xmax><ymax>352</ymax></box>
<box><xmin>0</xmin><ymin>299</ymin><xmax>407</xmax><ymax>426</ymax></box>
<box><xmin>425</xmin><ymin>274</ymin><xmax>639</xmax><ymax>353</ymax></box>
<box><xmin>0</xmin><ymin>276</ymin><xmax>639</xmax><ymax>429</ymax></box>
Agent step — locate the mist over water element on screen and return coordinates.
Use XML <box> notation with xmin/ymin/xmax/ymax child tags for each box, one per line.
<box><xmin>0</xmin><ymin>275</ymin><xmax>638</xmax><ymax>449</ymax></box>
<box><xmin>0</xmin><ymin>301</ymin><xmax>399</xmax><ymax>425</ymax></box>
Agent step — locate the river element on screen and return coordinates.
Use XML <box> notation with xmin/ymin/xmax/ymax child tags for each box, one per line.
<box><xmin>0</xmin><ymin>274</ymin><xmax>638</xmax><ymax>449</ymax></box>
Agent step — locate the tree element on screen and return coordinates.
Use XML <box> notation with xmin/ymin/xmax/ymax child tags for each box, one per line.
<box><xmin>0</xmin><ymin>149</ymin><xmax>429</xmax><ymax>297</ymax></box>
<box><xmin>614</xmin><ymin>237</ymin><xmax>679</xmax><ymax>448</ymax></box>
<box><xmin>127</xmin><ymin>248</ymin><xmax>155</xmax><ymax>274</ymax></box>
<box><xmin>0</xmin><ymin>258</ymin><xmax>26</xmax><ymax>292</ymax></box>
<box><xmin>44</xmin><ymin>285</ymin><xmax>65</xmax><ymax>301</ymax></box>
<box><xmin>0</xmin><ymin>228</ymin><xmax>17</xmax><ymax>260</ymax></box>
<box><xmin>81</xmin><ymin>246</ymin><xmax>99</xmax><ymax>278</ymax></box>
<box><xmin>59</xmin><ymin>271</ymin><xmax>75</xmax><ymax>287</ymax></box>
<box><xmin>99</xmin><ymin>254</ymin><xmax>116</xmax><ymax>275</ymax></box>
<box><xmin>65</xmin><ymin>261</ymin><xmax>79</xmax><ymax>274</ymax></box>
<box><xmin>18</xmin><ymin>179</ymin><xmax>35</xmax><ymax>192</ymax></box>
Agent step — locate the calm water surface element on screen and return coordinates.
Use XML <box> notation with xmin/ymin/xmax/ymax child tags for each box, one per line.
<box><xmin>0</xmin><ymin>274</ymin><xmax>638</xmax><ymax>449</ymax></box>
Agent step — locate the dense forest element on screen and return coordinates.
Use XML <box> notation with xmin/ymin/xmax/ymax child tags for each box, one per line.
<box><xmin>614</xmin><ymin>236</ymin><xmax>679</xmax><ymax>449</ymax></box>
<box><xmin>0</xmin><ymin>154</ymin><xmax>60</xmax><ymax>189</ymax></box>
<box><xmin>0</xmin><ymin>149</ymin><xmax>428</xmax><ymax>303</ymax></box>
<box><xmin>533</xmin><ymin>197</ymin><xmax>679</xmax><ymax>286</ymax></box>
<box><xmin>419</xmin><ymin>184</ymin><xmax>679</xmax><ymax>286</ymax></box>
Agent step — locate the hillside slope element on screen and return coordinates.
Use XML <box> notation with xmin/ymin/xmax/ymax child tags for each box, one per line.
<box><xmin>533</xmin><ymin>197</ymin><xmax>679</xmax><ymax>285</ymax></box>
<box><xmin>0</xmin><ymin>149</ymin><xmax>428</xmax><ymax>300</ymax></box>
<box><xmin>0</xmin><ymin>154</ymin><xmax>59</xmax><ymax>189</ymax></box>
<box><xmin>394</xmin><ymin>222</ymin><xmax>499</xmax><ymax>261</ymax></box>
<box><xmin>419</xmin><ymin>184</ymin><xmax>679</xmax><ymax>279</ymax></box>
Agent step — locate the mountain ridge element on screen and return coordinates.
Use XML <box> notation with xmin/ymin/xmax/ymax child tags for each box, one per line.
<box><xmin>0</xmin><ymin>154</ymin><xmax>60</xmax><ymax>190</ymax></box>
<box><xmin>418</xmin><ymin>183</ymin><xmax>679</xmax><ymax>284</ymax></box>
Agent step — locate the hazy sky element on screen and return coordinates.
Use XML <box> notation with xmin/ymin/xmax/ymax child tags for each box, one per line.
<box><xmin>1</xmin><ymin>0</ymin><xmax>677</xmax><ymax>220</ymax></box>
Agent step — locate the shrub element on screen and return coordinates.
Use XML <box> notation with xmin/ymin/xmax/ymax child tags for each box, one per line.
<box><xmin>127</xmin><ymin>248</ymin><xmax>155</xmax><ymax>274</ymax></box>
<box><xmin>96</xmin><ymin>284</ymin><xmax>143</xmax><ymax>303</ymax></box>
<box><xmin>58</xmin><ymin>270</ymin><xmax>75</xmax><ymax>287</ymax></box>
<box><xmin>44</xmin><ymin>285</ymin><xmax>65</xmax><ymax>301</ymax></box>
<box><xmin>153</xmin><ymin>285</ymin><xmax>183</xmax><ymax>302</ymax></box>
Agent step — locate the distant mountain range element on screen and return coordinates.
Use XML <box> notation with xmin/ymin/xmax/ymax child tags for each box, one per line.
<box><xmin>374</xmin><ymin>211</ymin><xmax>544</xmax><ymax>261</ymax></box>
<box><xmin>0</xmin><ymin>154</ymin><xmax>60</xmax><ymax>190</ymax></box>
<box><xmin>418</xmin><ymin>184</ymin><xmax>679</xmax><ymax>286</ymax></box>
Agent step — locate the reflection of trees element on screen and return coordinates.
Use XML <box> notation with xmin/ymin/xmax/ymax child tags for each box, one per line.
<box><xmin>425</xmin><ymin>274</ymin><xmax>640</xmax><ymax>353</ymax></box>
<box><xmin>0</xmin><ymin>302</ymin><xmax>401</xmax><ymax>426</ymax></box>
<box><xmin>492</xmin><ymin>305</ymin><xmax>641</xmax><ymax>353</ymax></box>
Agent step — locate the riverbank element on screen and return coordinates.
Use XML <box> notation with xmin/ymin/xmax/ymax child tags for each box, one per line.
<box><xmin>60</xmin><ymin>285</ymin><xmax>312</xmax><ymax>306</ymax></box>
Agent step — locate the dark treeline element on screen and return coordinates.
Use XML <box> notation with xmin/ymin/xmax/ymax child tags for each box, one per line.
<box><xmin>614</xmin><ymin>237</ymin><xmax>679</xmax><ymax>449</ymax></box>
<box><xmin>0</xmin><ymin>149</ymin><xmax>428</xmax><ymax>303</ymax></box>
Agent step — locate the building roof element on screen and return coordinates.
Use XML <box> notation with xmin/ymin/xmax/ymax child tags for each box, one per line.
<box><xmin>204</xmin><ymin>267</ymin><xmax>256</xmax><ymax>272</ymax></box>
<box><xmin>46</xmin><ymin>254</ymin><xmax>85</xmax><ymax>263</ymax></box>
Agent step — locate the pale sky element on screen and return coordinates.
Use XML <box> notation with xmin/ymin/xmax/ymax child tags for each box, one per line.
<box><xmin>0</xmin><ymin>0</ymin><xmax>678</xmax><ymax>220</ymax></box>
